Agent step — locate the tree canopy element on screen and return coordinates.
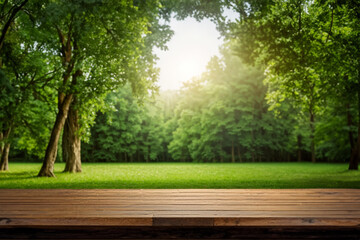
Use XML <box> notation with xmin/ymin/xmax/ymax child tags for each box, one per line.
<box><xmin>0</xmin><ymin>0</ymin><xmax>359</xmax><ymax>175</ymax></box>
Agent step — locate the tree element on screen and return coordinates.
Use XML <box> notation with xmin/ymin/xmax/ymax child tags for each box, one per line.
<box><xmin>228</xmin><ymin>0</ymin><xmax>323</xmax><ymax>162</ymax></box>
<box><xmin>82</xmin><ymin>87</ymin><xmax>142</xmax><ymax>162</ymax></box>
<box><xmin>0</xmin><ymin>1</ymin><xmax>58</xmax><ymax>170</ymax></box>
<box><xmin>60</xmin><ymin>0</ymin><xmax>173</xmax><ymax>173</ymax></box>
<box><xmin>36</xmin><ymin>0</ymin><xmax>170</xmax><ymax>176</ymax></box>
<box><xmin>168</xmin><ymin>78</ymin><xmax>206</xmax><ymax>162</ymax></box>
<box><xmin>314</xmin><ymin>0</ymin><xmax>360</xmax><ymax>169</ymax></box>
<box><xmin>169</xmin><ymin>43</ymin><xmax>297</xmax><ymax>163</ymax></box>
<box><xmin>225</xmin><ymin>0</ymin><xmax>360</xmax><ymax>168</ymax></box>
<box><xmin>82</xmin><ymin>85</ymin><xmax>167</xmax><ymax>163</ymax></box>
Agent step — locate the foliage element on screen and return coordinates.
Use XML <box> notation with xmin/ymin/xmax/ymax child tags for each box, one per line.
<box><xmin>0</xmin><ymin>0</ymin><xmax>58</xmax><ymax>159</ymax></box>
<box><xmin>1</xmin><ymin>0</ymin><xmax>359</xmax><ymax>171</ymax></box>
<box><xmin>225</xmin><ymin>0</ymin><xmax>359</xmax><ymax>166</ymax></box>
<box><xmin>168</xmin><ymin>44</ymin><xmax>297</xmax><ymax>162</ymax></box>
<box><xmin>77</xmin><ymin>41</ymin><xmax>354</xmax><ymax>164</ymax></box>
<box><xmin>82</xmin><ymin>85</ymin><xmax>167</xmax><ymax>162</ymax></box>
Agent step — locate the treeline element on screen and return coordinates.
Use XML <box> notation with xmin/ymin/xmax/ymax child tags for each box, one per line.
<box><xmin>2</xmin><ymin>0</ymin><xmax>360</xmax><ymax>174</ymax></box>
<box><xmin>84</xmin><ymin>0</ymin><xmax>360</xmax><ymax>168</ymax></box>
<box><xmin>227</xmin><ymin>0</ymin><xmax>360</xmax><ymax>170</ymax></box>
<box><xmin>82</xmin><ymin>85</ymin><xmax>168</xmax><ymax>162</ymax></box>
<box><xmin>82</xmin><ymin>44</ymin><xmax>356</xmax><ymax>163</ymax></box>
<box><xmin>0</xmin><ymin>0</ymin><xmax>229</xmax><ymax>176</ymax></box>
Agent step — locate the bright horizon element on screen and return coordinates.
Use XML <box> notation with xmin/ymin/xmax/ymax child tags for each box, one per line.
<box><xmin>154</xmin><ymin>9</ymin><xmax>238</xmax><ymax>91</ymax></box>
<box><xmin>154</xmin><ymin>17</ymin><xmax>222</xmax><ymax>91</ymax></box>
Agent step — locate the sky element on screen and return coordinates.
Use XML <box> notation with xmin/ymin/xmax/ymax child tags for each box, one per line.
<box><xmin>154</xmin><ymin>18</ymin><xmax>224</xmax><ymax>91</ymax></box>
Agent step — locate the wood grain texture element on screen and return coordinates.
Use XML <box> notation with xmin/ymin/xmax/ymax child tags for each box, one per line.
<box><xmin>0</xmin><ymin>189</ymin><xmax>359</xmax><ymax>228</ymax></box>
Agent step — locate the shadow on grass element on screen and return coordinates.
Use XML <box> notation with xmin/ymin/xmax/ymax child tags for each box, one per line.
<box><xmin>0</xmin><ymin>171</ymin><xmax>40</xmax><ymax>180</ymax></box>
<box><xmin>0</xmin><ymin>175</ymin><xmax>39</xmax><ymax>181</ymax></box>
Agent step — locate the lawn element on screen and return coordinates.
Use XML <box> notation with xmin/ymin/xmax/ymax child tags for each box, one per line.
<box><xmin>0</xmin><ymin>162</ymin><xmax>359</xmax><ymax>189</ymax></box>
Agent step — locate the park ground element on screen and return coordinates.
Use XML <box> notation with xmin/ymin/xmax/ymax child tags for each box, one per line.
<box><xmin>0</xmin><ymin>162</ymin><xmax>359</xmax><ymax>189</ymax></box>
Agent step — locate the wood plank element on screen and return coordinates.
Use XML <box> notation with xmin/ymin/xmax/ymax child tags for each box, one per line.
<box><xmin>0</xmin><ymin>189</ymin><xmax>358</xmax><ymax>194</ymax></box>
<box><xmin>1</xmin><ymin>200</ymin><xmax>358</xmax><ymax>205</ymax></box>
<box><xmin>214</xmin><ymin>217</ymin><xmax>360</xmax><ymax>227</ymax></box>
<box><xmin>2</xmin><ymin>195</ymin><xmax>360</xmax><ymax>199</ymax></box>
<box><xmin>2</xmin><ymin>204</ymin><xmax>360</xmax><ymax>211</ymax></box>
<box><xmin>0</xmin><ymin>217</ymin><xmax>153</xmax><ymax>226</ymax></box>
<box><xmin>2</xmin><ymin>210</ymin><xmax>360</xmax><ymax>216</ymax></box>
<box><xmin>0</xmin><ymin>190</ymin><xmax>358</xmax><ymax>195</ymax></box>
<box><xmin>3</xmin><ymin>217</ymin><xmax>358</xmax><ymax>227</ymax></box>
<box><xmin>0</xmin><ymin>189</ymin><xmax>359</xmax><ymax>228</ymax></box>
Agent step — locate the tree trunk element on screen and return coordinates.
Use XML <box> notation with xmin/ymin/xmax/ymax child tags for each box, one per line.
<box><xmin>349</xmin><ymin>140</ymin><xmax>359</xmax><ymax>170</ymax></box>
<box><xmin>0</xmin><ymin>132</ymin><xmax>3</xmax><ymax>159</ymax></box>
<box><xmin>297</xmin><ymin>135</ymin><xmax>302</xmax><ymax>162</ymax></box>
<box><xmin>0</xmin><ymin>127</ymin><xmax>11</xmax><ymax>171</ymax></box>
<box><xmin>0</xmin><ymin>143</ymin><xmax>10</xmax><ymax>171</ymax></box>
<box><xmin>231</xmin><ymin>141</ymin><xmax>235</xmax><ymax>163</ymax></box>
<box><xmin>146</xmin><ymin>146</ymin><xmax>150</xmax><ymax>163</ymax></box>
<box><xmin>38</xmin><ymin>25</ymin><xmax>81</xmax><ymax>176</ymax></box>
<box><xmin>349</xmin><ymin>142</ymin><xmax>360</xmax><ymax>170</ymax></box>
<box><xmin>63</xmin><ymin>103</ymin><xmax>81</xmax><ymax>173</ymax></box>
<box><xmin>347</xmin><ymin>103</ymin><xmax>355</xmax><ymax>150</ymax></box>
<box><xmin>310</xmin><ymin>111</ymin><xmax>316</xmax><ymax>163</ymax></box>
<box><xmin>219</xmin><ymin>141</ymin><xmax>224</xmax><ymax>163</ymax></box>
<box><xmin>349</xmin><ymin>86</ymin><xmax>360</xmax><ymax>170</ymax></box>
<box><xmin>38</xmin><ymin>94</ymin><xmax>73</xmax><ymax>177</ymax></box>
<box><xmin>237</xmin><ymin>145</ymin><xmax>242</xmax><ymax>162</ymax></box>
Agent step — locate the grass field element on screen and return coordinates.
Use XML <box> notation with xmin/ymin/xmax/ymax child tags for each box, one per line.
<box><xmin>0</xmin><ymin>162</ymin><xmax>359</xmax><ymax>189</ymax></box>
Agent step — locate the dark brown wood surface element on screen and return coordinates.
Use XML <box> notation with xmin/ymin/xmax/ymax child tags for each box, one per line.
<box><xmin>0</xmin><ymin>189</ymin><xmax>359</xmax><ymax>239</ymax></box>
<box><xmin>0</xmin><ymin>189</ymin><xmax>359</xmax><ymax>228</ymax></box>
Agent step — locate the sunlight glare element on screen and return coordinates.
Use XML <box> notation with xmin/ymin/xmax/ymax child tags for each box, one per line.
<box><xmin>155</xmin><ymin>18</ymin><xmax>222</xmax><ymax>90</ymax></box>
<box><xmin>177</xmin><ymin>58</ymin><xmax>203</xmax><ymax>84</ymax></box>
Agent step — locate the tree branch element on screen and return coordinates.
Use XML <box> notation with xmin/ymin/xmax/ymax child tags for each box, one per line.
<box><xmin>0</xmin><ymin>0</ymin><xmax>28</xmax><ymax>53</ymax></box>
<box><xmin>326</xmin><ymin>7</ymin><xmax>334</xmax><ymax>43</ymax></box>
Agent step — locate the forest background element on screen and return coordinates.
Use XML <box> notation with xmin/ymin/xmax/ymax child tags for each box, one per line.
<box><xmin>0</xmin><ymin>0</ymin><xmax>359</xmax><ymax>177</ymax></box>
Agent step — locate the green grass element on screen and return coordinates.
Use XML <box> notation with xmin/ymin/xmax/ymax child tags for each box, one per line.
<box><xmin>0</xmin><ymin>162</ymin><xmax>359</xmax><ymax>189</ymax></box>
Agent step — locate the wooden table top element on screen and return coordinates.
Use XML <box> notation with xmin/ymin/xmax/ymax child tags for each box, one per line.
<box><xmin>0</xmin><ymin>189</ymin><xmax>359</xmax><ymax>227</ymax></box>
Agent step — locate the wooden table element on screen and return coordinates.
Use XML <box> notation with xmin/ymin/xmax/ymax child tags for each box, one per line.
<box><xmin>0</xmin><ymin>189</ymin><xmax>359</xmax><ymax>239</ymax></box>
